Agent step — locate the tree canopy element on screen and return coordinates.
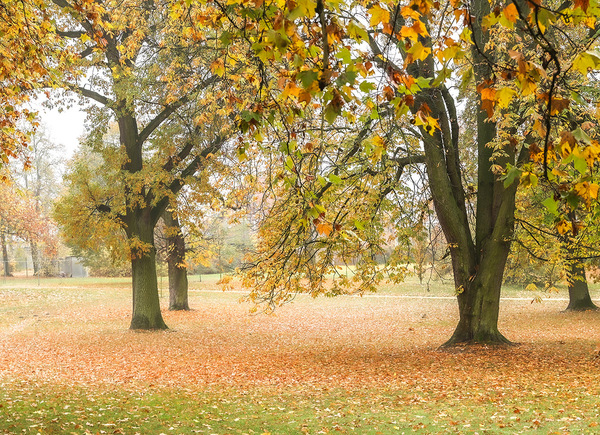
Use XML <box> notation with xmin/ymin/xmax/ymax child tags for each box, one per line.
<box><xmin>5</xmin><ymin>0</ymin><xmax>600</xmax><ymax>341</ymax></box>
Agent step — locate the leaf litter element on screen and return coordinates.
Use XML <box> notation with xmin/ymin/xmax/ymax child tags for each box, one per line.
<box><xmin>1</xmin><ymin>282</ymin><xmax>600</xmax><ymax>433</ymax></box>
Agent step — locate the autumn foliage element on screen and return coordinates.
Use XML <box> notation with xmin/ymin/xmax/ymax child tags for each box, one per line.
<box><xmin>1</xmin><ymin>281</ymin><xmax>600</xmax><ymax>432</ymax></box>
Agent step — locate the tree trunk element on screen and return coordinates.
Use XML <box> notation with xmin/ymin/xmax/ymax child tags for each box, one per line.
<box><xmin>30</xmin><ymin>241</ymin><xmax>40</xmax><ymax>275</ymax></box>
<box><xmin>1</xmin><ymin>230</ymin><xmax>11</xmax><ymax>277</ymax></box>
<box><xmin>445</xmin><ymin>235</ymin><xmax>513</xmax><ymax>345</ymax></box>
<box><xmin>162</xmin><ymin>208</ymin><xmax>189</xmax><ymax>311</ymax></box>
<box><xmin>128</xmin><ymin>211</ymin><xmax>168</xmax><ymax>330</ymax></box>
<box><xmin>565</xmin><ymin>259</ymin><xmax>598</xmax><ymax>311</ymax></box>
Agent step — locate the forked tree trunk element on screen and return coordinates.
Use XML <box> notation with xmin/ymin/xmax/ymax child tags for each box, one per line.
<box><xmin>565</xmin><ymin>259</ymin><xmax>598</xmax><ymax>311</ymax></box>
<box><xmin>163</xmin><ymin>209</ymin><xmax>189</xmax><ymax>311</ymax></box>
<box><xmin>128</xmin><ymin>210</ymin><xmax>168</xmax><ymax>330</ymax></box>
<box><xmin>446</xmin><ymin>235</ymin><xmax>513</xmax><ymax>345</ymax></box>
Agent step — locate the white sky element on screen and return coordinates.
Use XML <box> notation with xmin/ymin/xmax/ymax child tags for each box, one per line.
<box><xmin>36</xmin><ymin>103</ymin><xmax>87</xmax><ymax>159</ymax></box>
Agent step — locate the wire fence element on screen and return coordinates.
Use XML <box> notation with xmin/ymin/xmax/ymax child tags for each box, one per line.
<box><xmin>1</xmin><ymin>257</ymin><xmax>88</xmax><ymax>280</ymax></box>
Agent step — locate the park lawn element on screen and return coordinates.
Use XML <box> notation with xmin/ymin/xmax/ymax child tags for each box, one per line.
<box><xmin>1</xmin><ymin>277</ymin><xmax>600</xmax><ymax>434</ymax></box>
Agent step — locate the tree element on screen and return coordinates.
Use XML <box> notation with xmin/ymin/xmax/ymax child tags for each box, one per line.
<box><xmin>161</xmin><ymin>207</ymin><xmax>190</xmax><ymax>311</ymax></box>
<box><xmin>211</xmin><ymin>0</ymin><xmax>600</xmax><ymax>344</ymax></box>
<box><xmin>17</xmin><ymin>127</ymin><xmax>64</xmax><ymax>274</ymax></box>
<box><xmin>48</xmin><ymin>0</ymin><xmax>232</xmax><ymax>329</ymax></box>
<box><xmin>0</xmin><ymin>169</ymin><xmax>58</xmax><ymax>275</ymax></box>
<box><xmin>0</xmin><ymin>0</ymin><xmax>63</xmax><ymax>162</ymax></box>
<box><xmin>510</xmin><ymin>189</ymin><xmax>600</xmax><ymax>312</ymax></box>
<box><xmin>564</xmin><ymin>252</ymin><xmax>598</xmax><ymax>312</ymax></box>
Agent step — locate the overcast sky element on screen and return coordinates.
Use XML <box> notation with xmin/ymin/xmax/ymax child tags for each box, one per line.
<box><xmin>37</xmin><ymin>104</ymin><xmax>87</xmax><ymax>159</ymax></box>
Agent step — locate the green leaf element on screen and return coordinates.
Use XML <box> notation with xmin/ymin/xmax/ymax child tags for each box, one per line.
<box><xmin>572</xmin><ymin>127</ymin><xmax>592</xmax><ymax>145</ymax></box>
<box><xmin>328</xmin><ymin>174</ymin><xmax>342</xmax><ymax>184</ymax></box>
<box><xmin>359</xmin><ymin>81</ymin><xmax>376</xmax><ymax>93</ymax></box>
<box><xmin>573</xmin><ymin>155</ymin><xmax>588</xmax><ymax>175</ymax></box>
<box><xmin>297</xmin><ymin>70</ymin><xmax>319</xmax><ymax>88</ymax></box>
<box><xmin>287</xmin><ymin>7</ymin><xmax>304</xmax><ymax>21</ymax></box>
<box><xmin>503</xmin><ymin>166</ymin><xmax>520</xmax><ymax>188</ymax></box>
<box><xmin>459</xmin><ymin>67</ymin><xmax>473</xmax><ymax>93</ymax></box>
<box><xmin>324</xmin><ymin>103</ymin><xmax>340</xmax><ymax>124</ymax></box>
<box><xmin>416</xmin><ymin>76</ymin><xmax>431</xmax><ymax>89</ymax></box>
<box><xmin>566</xmin><ymin>192</ymin><xmax>580</xmax><ymax>209</ymax></box>
<box><xmin>219</xmin><ymin>31</ymin><xmax>232</xmax><ymax>46</ymax></box>
<box><xmin>314</xmin><ymin>203</ymin><xmax>326</xmax><ymax>214</ymax></box>
<box><xmin>570</xmin><ymin>91</ymin><xmax>586</xmax><ymax>106</ymax></box>
<box><xmin>336</xmin><ymin>47</ymin><xmax>352</xmax><ymax>65</ymax></box>
<box><xmin>285</xmin><ymin>156</ymin><xmax>295</xmax><ymax>171</ymax></box>
<box><xmin>431</xmin><ymin>67</ymin><xmax>451</xmax><ymax>87</ymax></box>
<box><xmin>541</xmin><ymin>197</ymin><xmax>558</xmax><ymax>216</ymax></box>
<box><xmin>347</xmin><ymin>21</ymin><xmax>369</xmax><ymax>42</ymax></box>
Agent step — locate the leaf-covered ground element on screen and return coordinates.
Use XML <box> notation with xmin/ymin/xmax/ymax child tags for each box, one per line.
<box><xmin>1</xmin><ymin>277</ymin><xmax>599</xmax><ymax>434</ymax></box>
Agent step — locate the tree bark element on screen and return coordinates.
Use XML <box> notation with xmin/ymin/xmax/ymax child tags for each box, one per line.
<box><xmin>1</xmin><ymin>230</ymin><xmax>11</xmax><ymax>277</ymax></box>
<box><xmin>446</xmin><ymin>228</ymin><xmax>514</xmax><ymax>345</ymax></box>
<box><xmin>162</xmin><ymin>208</ymin><xmax>190</xmax><ymax>311</ymax></box>
<box><xmin>565</xmin><ymin>259</ymin><xmax>598</xmax><ymax>311</ymax></box>
<box><xmin>30</xmin><ymin>240</ymin><xmax>40</xmax><ymax>275</ymax></box>
<box><xmin>128</xmin><ymin>209</ymin><xmax>168</xmax><ymax>330</ymax></box>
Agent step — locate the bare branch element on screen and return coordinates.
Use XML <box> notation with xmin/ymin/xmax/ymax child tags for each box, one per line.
<box><xmin>56</xmin><ymin>30</ymin><xmax>85</xmax><ymax>38</ymax></box>
<box><xmin>66</xmin><ymin>83</ymin><xmax>113</xmax><ymax>106</ymax></box>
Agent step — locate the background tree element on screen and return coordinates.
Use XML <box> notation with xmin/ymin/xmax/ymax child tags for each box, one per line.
<box><xmin>48</xmin><ymin>0</ymin><xmax>234</xmax><ymax>329</ymax></box>
<box><xmin>159</xmin><ymin>206</ymin><xmax>190</xmax><ymax>311</ymax></box>
<box><xmin>17</xmin><ymin>127</ymin><xmax>65</xmax><ymax>274</ymax></box>
<box><xmin>509</xmin><ymin>187</ymin><xmax>600</xmax><ymax>311</ymax></box>
<box><xmin>0</xmin><ymin>169</ymin><xmax>58</xmax><ymax>275</ymax></box>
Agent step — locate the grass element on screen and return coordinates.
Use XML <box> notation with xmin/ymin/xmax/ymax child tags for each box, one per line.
<box><xmin>1</xmin><ymin>275</ymin><xmax>600</xmax><ymax>434</ymax></box>
<box><xmin>3</xmin><ymin>381</ymin><xmax>599</xmax><ymax>434</ymax></box>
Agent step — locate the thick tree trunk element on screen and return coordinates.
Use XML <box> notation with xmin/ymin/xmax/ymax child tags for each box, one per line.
<box><xmin>128</xmin><ymin>212</ymin><xmax>168</xmax><ymax>330</ymax></box>
<box><xmin>445</xmin><ymin>236</ymin><xmax>513</xmax><ymax>345</ymax></box>
<box><xmin>565</xmin><ymin>260</ymin><xmax>598</xmax><ymax>311</ymax></box>
<box><xmin>163</xmin><ymin>209</ymin><xmax>189</xmax><ymax>311</ymax></box>
<box><xmin>437</xmin><ymin>0</ymin><xmax>521</xmax><ymax>346</ymax></box>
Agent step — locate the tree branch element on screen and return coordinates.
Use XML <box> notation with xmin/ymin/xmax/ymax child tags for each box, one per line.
<box><xmin>136</xmin><ymin>75</ymin><xmax>219</xmax><ymax>147</ymax></box>
<box><xmin>150</xmin><ymin>135</ymin><xmax>227</xmax><ymax>223</ymax></box>
<box><xmin>56</xmin><ymin>30</ymin><xmax>85</xmax><ymax>38</ymax></box>
<box><xmin>66</xmin><ymin>83</ymin><xmax>113</xmax><ymax>106</ymax></box>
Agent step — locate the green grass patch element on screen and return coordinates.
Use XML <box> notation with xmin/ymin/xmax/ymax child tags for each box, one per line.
<box><xmin>1</xmin><ymin>381</ymin><xmax>599</xmax><ymax>434</ymax></box>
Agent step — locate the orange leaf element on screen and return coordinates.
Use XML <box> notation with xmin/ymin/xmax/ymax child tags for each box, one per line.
<box><xmin>503</xmin><ymin>3</ymin><xmax>518</xmax><ymax>23</ymax></box>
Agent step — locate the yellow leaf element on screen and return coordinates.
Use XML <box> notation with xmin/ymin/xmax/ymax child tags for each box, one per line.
<box><xmin>400</xmin><ymin>26</ymin><xmax>420</xmax><ymax>41</ymax></box>
<box><xmin>408</xmin><ymin>41</ymin><xmax>431</xmax><ymax>62</ymax></box>
<box><xmin>437</xmin><ymin>44</ymin><xmax>462</xmax><ymax>62</ymax></box>
<box><xmin>496</xmin><ymin>87</ymin><xmax>516</xmax><ymax>108</ymax></box>
<box><xmin>400</xmin><ymin>5</ymin><xmax>421</xmax><ymax>20</ymax></box>
<box><xmin>556</xmin><ymin>219</ymin><xmax>572</xmax><ymax>235</ymax></box>
<box><xmin>575</xmin><ymin>181</ymin><xmax>599</xmax><ymax>200</ymax></box>
<box><xmin>210</xmin><ymin>58</ymin><xmax>225</xmax><ymax>76</ymax></box>
<box><xmin>519</xmin><ymin>171</ymin><xmax>538</xmax><ymax>187</ymax></box>
<box><xmin>368</xmin><ymin>4</ymin><xmax>390</xmax><ymax>27</ymax></box>
<box><xmin>573</xmin><ymin>50</ymin><xmax>600</xmax><ymax>75</ymax></box>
